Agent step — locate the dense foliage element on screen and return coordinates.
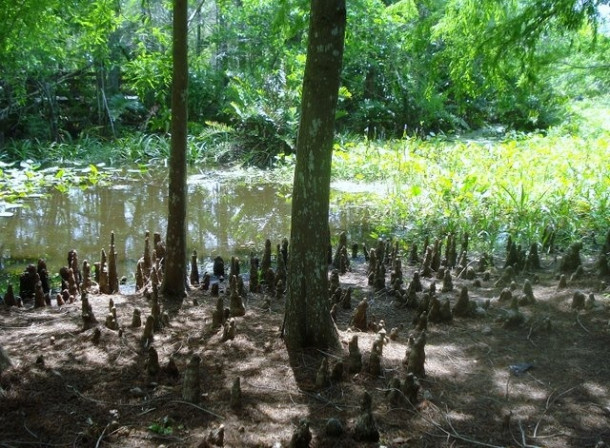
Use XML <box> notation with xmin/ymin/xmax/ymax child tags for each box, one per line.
<box><xmin>1</xmin><ymin>0</ymin><xmax>608</xmax><ymax>165</ymax></box>
<box><xmin>331</xmin><ymin>129</ymin><xmax>610</xmax><ymax>253</ymax></box>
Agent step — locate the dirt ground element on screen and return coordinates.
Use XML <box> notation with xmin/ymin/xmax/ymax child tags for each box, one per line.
<box><xmin>1</xmin><ymin>247</ymin><xmax>609</xmax><ymax>448</ymax></box>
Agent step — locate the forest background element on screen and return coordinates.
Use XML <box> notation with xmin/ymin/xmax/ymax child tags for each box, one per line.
<box><xmin>1</xmin><ymin>0</ymin><xmax>608</xmax><ymax>153</ymax></box>
<box><xmin>1</xmin><ymin>0</ymin><xmax>610</xmax><ymax>253</ymax></box>
<box><xmin>2</xmin><ymin>2</ymin><xmax>610</xmax><ymax>445</ymax></box>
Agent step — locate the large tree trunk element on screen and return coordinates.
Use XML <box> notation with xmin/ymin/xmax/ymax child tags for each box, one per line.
<box><xmin>283</xmin><ymin>0</ymin><xmax>346</xmax><ymax>351</ymax></box>
<box><xmin>161</xmin><ymin>0</ymin><xmax>188</xmax><ymax>301</ymax></box>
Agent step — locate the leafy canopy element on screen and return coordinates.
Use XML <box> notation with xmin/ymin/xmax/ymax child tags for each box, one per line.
<box><xmin>0</xmin><ymin>0</ymin><xmax>608</xmax><ymax>151</ymax></box>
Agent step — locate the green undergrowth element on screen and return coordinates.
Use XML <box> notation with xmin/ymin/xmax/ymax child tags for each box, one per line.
<box><xmin>0</xmin><ymin>131</ymin><xmax>233</xmax><ymax>168</ymax></box>
<box><xmin>0</xmin><ymin>131</ymin><xmax>230</xmax><ymax>210</ymax></box>
<box><xmin>1</xmin><ymin>97</ymin><xmax>609</xmax><ymax>254</ymax></box>
<box><xmin>330</xmin><ymin>122</ymin><xmax>610</xmax><ymax>253</ymax></box>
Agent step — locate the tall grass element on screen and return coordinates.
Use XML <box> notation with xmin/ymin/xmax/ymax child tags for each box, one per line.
<box><xmin>331</xmin><ymin>125</ymin><xmax>610</xmax><ymax>252</ymax></box>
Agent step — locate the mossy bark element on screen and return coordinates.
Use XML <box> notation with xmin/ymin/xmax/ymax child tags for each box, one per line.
<box><xmin>161</xmin><ymin>0</ymin><xmax>188</xmax><ymax>302</ymax></box>
<box><xmin>283</xmin><ymin>0</ymin><xmax>346</xmax><ymax>351</ymax></box>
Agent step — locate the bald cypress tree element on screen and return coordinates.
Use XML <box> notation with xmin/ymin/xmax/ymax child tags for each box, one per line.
<box><xmin>283</xmin><ymin>0</ymin><xmax>346</xmax><ymax>350</ymax></box>
<box><xmin>161</xmin><ymin>0</ymin><xmax>188</xmax><ymax>301</ymax></box>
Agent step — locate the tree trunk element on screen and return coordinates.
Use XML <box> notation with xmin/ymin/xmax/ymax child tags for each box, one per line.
<box><xmin>283</xmin><ymin>0</ymin><xmax>346</xmax><ymax>351</ymax></box>
<box><xmin>0</xmin><ymin>346</ymin><xmax>11</xmax><ymax>375</ymax></box>
<box><xmin>161</xmin><ymin>0</ymin><xmax>188</xmax><ymax>301</ymax></box>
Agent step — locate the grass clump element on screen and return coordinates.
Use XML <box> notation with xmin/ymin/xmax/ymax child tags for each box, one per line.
<box><xmin>331</xmin><ymin>101</ymin><xmax>610</xmax><ymax>252</ymax></box>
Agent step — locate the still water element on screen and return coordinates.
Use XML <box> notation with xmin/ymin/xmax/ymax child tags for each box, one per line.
<box><xmin>0</xmin><ymin>170</ymin><xmax>380</xmax><ymax>291</ymax></box>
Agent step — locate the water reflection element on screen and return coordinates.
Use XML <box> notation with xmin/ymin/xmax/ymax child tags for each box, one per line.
<box><xmin>0</xmin><ymin>171</ymin><xmax>380</xmax><ymax>290</ymax></box>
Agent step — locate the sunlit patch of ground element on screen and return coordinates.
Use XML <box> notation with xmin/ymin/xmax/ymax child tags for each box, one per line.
<box><xmin>1</xmin><ymin>254</ymin><xmax>609</xmax><ymax>447</ymax></box>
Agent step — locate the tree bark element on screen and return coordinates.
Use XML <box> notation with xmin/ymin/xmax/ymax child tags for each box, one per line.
<box><xmin>283</xmin><ymin>0</ymin><xmax>346</xmax><ymax>350</ymax></box>
<box><xmin>161</xmin><ymin>0</ymin><xmax>188</xmax><ymax>301</ymax></box>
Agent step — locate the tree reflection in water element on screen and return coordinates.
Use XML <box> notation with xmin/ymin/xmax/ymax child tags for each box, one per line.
<box><xmin>0</xmin><ymin>173</ymin><xmax>375</xmax><ymax>291</ymax></box>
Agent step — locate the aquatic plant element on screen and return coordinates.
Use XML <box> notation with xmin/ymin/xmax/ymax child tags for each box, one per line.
<box><xmin>0</xmin><ymin>160</ymin><xmax>110</xmax><ymax>206</ymax></box>
<box><xmin>330</xmin><ymin>112</ymin><xmax>610</xmax><ymax>252</ymax></box>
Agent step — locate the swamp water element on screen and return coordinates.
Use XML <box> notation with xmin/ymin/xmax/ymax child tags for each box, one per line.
<box><xmin>0</xmin><ymin>170</ymin><xmax>384</xmax><ymax>292</ymax></box>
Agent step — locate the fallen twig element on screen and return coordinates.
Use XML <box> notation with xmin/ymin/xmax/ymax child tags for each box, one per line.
<box><xmin>66</xmin><ymin>384</ymin><xmax>105</xmax><ymax>404</ymax></box>
<box><xmin>575</xmin><ymin>314</ymin><xmax>590</xmax><ymax>334</ymax></box>
<box><xmin>95</xmin><ymin>424</ymin><xmax>109</xmax><ymax>448</ymax></box>
<box><xmin>455</xmin><ymin>260</ymin><xmax>478</xmax><ymax>279</ymax></box>
<box><xmin>374</xmin><ymin>386</ymin><xmax>418</xmax><ymax>414</ymax></box>
<box><xmin>297</xmin><ymin>389</ymin><xmax>346</xmax><ymax>411</ymax></box>
<box><xmin>533</xmin><ymin>385</ymin><xmax>579</xmax><ymax>437</ymax></box>
<box><xmin>440</xmin><ymin>410</ymin><xmax>506</xmax><ymax>448</ymax></box>
<box><xmin>513</xmin><ymin>420</ymin><xmax>542</xmax><ymax>448</ymax></box>
<box><xmin>526</xmin><ymin>324</ymin><xmax>538</xmax><ymax>348</ymax></box>
<box><xmin>168</xmin><ymin>400</ymin><xmax>223</xmax><ymax>419</ymax></box>
<box><xmin>384</xmin><ymin>393</ymin><xmax>506</xmax><ymax>448</ymax></box>
<box><xmin>22</xmin><ymin>420</ymin><xmax>38</xmax><ymax>440</ymax></box>
<box><xmin>525</xmin><ymin>371</ymin><xmax>546</xmax><ymax>387</ymax></box>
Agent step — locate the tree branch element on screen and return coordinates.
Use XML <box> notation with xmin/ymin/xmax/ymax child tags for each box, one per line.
<box><xmin>188</xmin><ymin>0</ymin><xmax>206</xmax><ymax>25</ymax></box>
